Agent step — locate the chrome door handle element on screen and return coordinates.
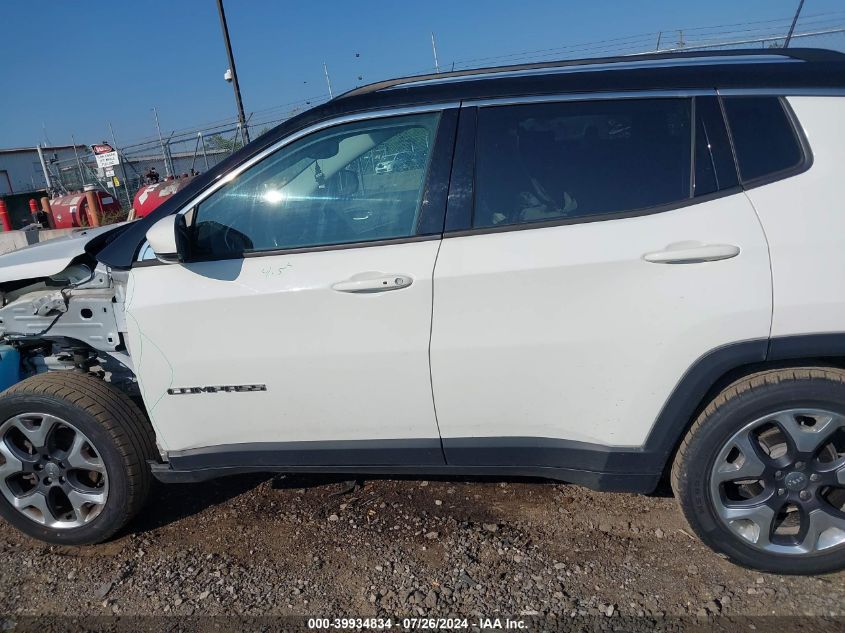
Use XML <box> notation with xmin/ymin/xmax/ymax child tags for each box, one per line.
<box><xmin>332</xmin><ymin>273</ymin><xmax>413</xmax><ymax>293</ymax></box>
<box><xmin>643</xmin><ymin>241</ymin><xmax>740</xmax><ymax>264</ymax></box>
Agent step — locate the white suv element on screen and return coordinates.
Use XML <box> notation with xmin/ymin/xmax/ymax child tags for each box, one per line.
<box><xmin>0</xmin><ymin>49</ymin><xmax>843</xmax><ymax>575</ymax></box>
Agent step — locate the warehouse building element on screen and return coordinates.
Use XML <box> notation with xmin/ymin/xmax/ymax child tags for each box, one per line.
<box><xmin>0</xmin><ymin>145</ymin><xmax>87</xmax><ymax>227</ymax></box>
<box><xmin>0</xmin><ymin>145</ymin><xmax>87</xmax><ymax>195</ymax></box>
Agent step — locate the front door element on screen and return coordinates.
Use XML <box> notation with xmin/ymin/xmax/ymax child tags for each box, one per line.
<box><xmin>126</xmin><ymin>109</ymin><xmax>454</xmax><ymax>467</ymax></box>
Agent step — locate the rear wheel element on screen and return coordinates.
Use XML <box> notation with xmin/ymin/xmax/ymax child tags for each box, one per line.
<box><xmin>672</xmin><ymin>367</ymin><xmax>845</xmax><ymax>574</ymax></box>
<box><xmin>0</xmin><ymin>372</ymin><xmax>156</xmax><ymax>544</ymax></box>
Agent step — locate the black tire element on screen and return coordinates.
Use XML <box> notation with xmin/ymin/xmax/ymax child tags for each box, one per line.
<box><xmin>0</xmin><ymin>371</ymin><xmax>156</xmax><ymax>544</ymax></box>
<box><xmin>672</xmin><ymin>367</ymin><xmax>845</xmax><ymax>574</ymax></box>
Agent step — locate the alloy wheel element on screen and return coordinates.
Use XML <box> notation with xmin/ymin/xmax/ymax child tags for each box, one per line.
<box><xmin>710</xmin><ymin>408</ymin><xmax>845</xmax><ymax>555</ymax></box>
<box><xmin>0</xmin><ymin>413</ymin><xmax>109</xmax><ymax>528</ymax></box>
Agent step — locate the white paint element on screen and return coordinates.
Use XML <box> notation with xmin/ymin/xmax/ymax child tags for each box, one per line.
<box><xmin>158</xmin><ymin>182</ymin><xmax>181</xmax><ymax>197</ymax></box>
<box><xmin>6</xmin><ymin>96</ymin><xmax>838</xmax><ymax>462</ymax></box>
<box><xmin>137</xmin><ymin>184</ymin><xmax>160</xmax><ymax>206</ymax></box>
<box><xmin>746</xmin><ymin>97</ymin><xmax>845</xmax><ymax>338</ymax></box>
<box><xmin>125</xmin><ymin>241</ymin><xmax>441</xmax><ymax>452</ymax></box>
<box><xmin>145</xmin><ymin>216</ymin><xmax>178</xmax><ymax>258</ymax></box>
<box><xmin>0</xmin><ymin>224</ymin><xmax>122</xmax><ymax>283</ymax></box>
<box><xmin>430</xmin><ymin>193</ymin><xmax>772</xmax><ymax>447</ymax></box>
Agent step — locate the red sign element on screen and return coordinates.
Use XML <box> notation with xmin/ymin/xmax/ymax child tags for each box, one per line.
<box><xmin>92</xmin><ymin>144</ymin><xmax>114</xmax><ymax>155</ymax></box>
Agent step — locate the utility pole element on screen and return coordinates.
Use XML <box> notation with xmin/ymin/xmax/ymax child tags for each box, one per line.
<box><xmin>70</xmin><ymin>134</ymin><xmax>86</xmax><ymax>188</ymax></box>
<box><xmin>784</xmin><ymin>0</ymin><xmax>806</xmax><ymax>48</ymax></box>
<box><xmin>323</xmin><ymin>62</ymin><xmax>334</xmax><ymax>99</ymax></box>
<box><xmin>198</xmin><ymin>133</ymin><xmax>210</xmax><ymax>171</ymax></box>
<box><xmin>108</xmin><ymin>122</ymin><xmax>132</xmax><ymax>209</ymax></box>
<box><xmin>431</xmin><ymin>32</ymin><xmax>440</xmax><ymax>73</ymax></box>
<box><xmin>217</xmin><ymin>0</ymin><xmax>250</xmax><ymax>144</ymax></box>
<box><xmin>35</xmin><ymin>144</ymin><xmax>53</xmax><ymax>192</ymax></box>
<box><xmin>152</xmin><ymin>107</ymin><xmax>172</xmax><ymax>178</ymax></box>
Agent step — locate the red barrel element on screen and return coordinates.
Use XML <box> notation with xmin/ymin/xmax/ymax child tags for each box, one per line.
<box><xmin>48</xmin><ymin>190</ymin><xmax>124</xmax><ymax>229</ymax></box>
<box><xmin>131</xmin><ymin>177</ymin><xmax>194</xmax><ymax>219</ymax></box>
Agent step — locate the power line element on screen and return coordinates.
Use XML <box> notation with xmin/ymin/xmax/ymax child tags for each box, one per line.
<box><xmin>658</xmin><ymin>9</ymin><xmax>843</xmax><ymax>34</ymax></box>
<box><xmin>441</xmin><ymin>10</ymin><xmax>845</xmax><ymax>70</ymax></box>
<box><xmin>653</xmin><ymin>26</ymin><xmax>845</xmax><ymax>53</ymax></box>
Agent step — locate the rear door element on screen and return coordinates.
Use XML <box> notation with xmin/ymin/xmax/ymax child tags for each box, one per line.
<box><xmin>430</xmin><ymin>95</ymin><xmax>773</xmax><ymax>466</ymax></box>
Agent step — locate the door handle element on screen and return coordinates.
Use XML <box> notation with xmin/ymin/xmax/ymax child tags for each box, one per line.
<box><xmin>643</xmin><ymin>241</ymin><xmax>740</xmax><ymax>264</ymax></box>
<box><xmin>331</xmin><ymin>273</ymin><xmax>413</xmax><ymax>293</ymax></box>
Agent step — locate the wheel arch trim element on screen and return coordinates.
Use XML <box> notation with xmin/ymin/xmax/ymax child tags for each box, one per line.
<box><xmin>643</xmin><ymin>333</ymin><xmax>845</xmax><ymax>475</ymax></box>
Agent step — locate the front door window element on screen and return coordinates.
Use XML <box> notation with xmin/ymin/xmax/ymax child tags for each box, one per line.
<box><xmin>191</xmin><ymin>113</ymin><xmax>441</xmax><ymax>258</ymax></box>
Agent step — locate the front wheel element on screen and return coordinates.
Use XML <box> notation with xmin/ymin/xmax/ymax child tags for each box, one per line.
<box><xmin>672</xmin><ymin>367</ymin><xmax>845</xmax><ymax>574</ymax></box>
<box><xmin>0</xmin><ymin>372</ymin><xmax>156</xmax><ymax>544</ymax></box>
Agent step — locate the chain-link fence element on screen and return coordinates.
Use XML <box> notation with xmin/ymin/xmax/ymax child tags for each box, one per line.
<box><xmin>42</xmin><ymin>94</ymin><xmax>331</xmax><ymax>211</ymax></box>
<box><xmin>107</xmin><ymin>94</ymin><xmax>331</xmax><ymax>206</ymax></box>
<box><xmin>46</xmin><ymin>124</ymin><xmax>245</xmax><ymax>210</ymax></box>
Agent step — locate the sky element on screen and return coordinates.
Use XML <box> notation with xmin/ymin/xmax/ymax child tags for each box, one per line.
<box><xmin>1</xmin><ymin>0</ymin><xmax>843</xmax><ymax>150</ymax></box>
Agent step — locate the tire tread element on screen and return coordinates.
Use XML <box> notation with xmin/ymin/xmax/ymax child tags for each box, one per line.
<box><xmin>3</xmin><ymin>371</ymin><xmax>157</xmax><ymax>542</ymax></box>
<box><xmin>671</xmin><ymin>365</ymin><xmax>845</xmax><ymax>573</ymax></box>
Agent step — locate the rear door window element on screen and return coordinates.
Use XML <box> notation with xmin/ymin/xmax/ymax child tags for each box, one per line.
<box><xmin>472</xmin><ymin>99</ymin><xmax>692</xmax><ymax>228</ymax></box>
<box><xmin>693</xmin><ymin>96</ymin><xmax>739</xmax><ymax>197</ymax></box>
<box><xmin>722</xmin><ymin>96</ymin><xmax>804</xmax><ymax>183</ymax></box>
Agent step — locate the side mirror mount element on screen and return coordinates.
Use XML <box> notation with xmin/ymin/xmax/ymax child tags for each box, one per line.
<box><xmin>146</xmin><ymin>215</ymin><xmax>189</xmax><ymax>264</ymax></box>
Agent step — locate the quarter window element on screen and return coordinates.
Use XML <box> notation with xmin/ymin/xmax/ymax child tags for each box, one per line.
<box><xmin>722</xmin><ymin>96</ymin><xmax>804</xmax><ymax>183</ymax></box>
<box><xmin>192</xmin><ymin>112</ymin><xmax>440</xmax><ymax>257</ymax></box>
<box><xmin>472</xmin><ymin>99</ymin><xmax>692</xmax><ymax>228</ymax></box>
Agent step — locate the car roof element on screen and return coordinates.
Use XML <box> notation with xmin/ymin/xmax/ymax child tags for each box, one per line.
<box><xmin>97</xmin><ymin>48</ymin><xmax>845</xmax><ymax>269</ymax></box>
<box><xmin>339</xmin><ymin>47</ymin><xmax>845</xmax><ymax>99</ymax></box>
<box><xmin>283</xmin><ymin>48</ymin><xmax>845</xmax><ymax>140</ymax></box>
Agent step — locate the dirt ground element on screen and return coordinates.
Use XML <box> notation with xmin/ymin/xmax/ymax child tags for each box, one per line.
<box><xmin>0</xmin><ymin>474</ymin><xmax>843</xmax><ymax>629</ymax></box>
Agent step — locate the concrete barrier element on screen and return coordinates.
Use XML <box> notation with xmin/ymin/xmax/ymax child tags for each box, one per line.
<box><xmin>0</xmin><ymin>228</ymin><xmax>76</xmax><ymax>256</ymax></box>
<box><xmin>37</xmin><ymin>228</ymin><xmax>77</xmax><ymax>242</ymax></box>
<box><xmin>0</xmin><ymin>231</ymin><xmax>31</xmax><ymax>256</ymax></box>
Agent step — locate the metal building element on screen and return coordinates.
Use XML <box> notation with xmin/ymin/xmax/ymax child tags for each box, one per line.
<box><xmin>0</xmin><ymin>145</ymin><xmax>86</xmax><ymax>196</ymax></box>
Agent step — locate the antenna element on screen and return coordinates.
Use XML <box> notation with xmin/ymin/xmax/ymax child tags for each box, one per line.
<box><xmin>431</xmin><ymin>32</ymin><xmax>440</xmax><ymax>74</ymax></box>
<box><xmin>784</xmin><ymin>0</ymin><xmax>806</xmax><ymax>48</ymax></box>
<box><xmin>323</xmin><ymin>62</ymin><xmax>334</xmax><ymax>99</ymax></box>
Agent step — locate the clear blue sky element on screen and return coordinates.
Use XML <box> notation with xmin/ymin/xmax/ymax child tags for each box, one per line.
<box><xmin>1</xmin><ymin>0</ymin><xmax>843</xmax><ymax>149</ymax></box>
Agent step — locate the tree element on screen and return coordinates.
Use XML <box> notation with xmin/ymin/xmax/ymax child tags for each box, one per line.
<box><xmin>206</xmin><ymin>133</ymin><xmax>244</xmax><ymax>153</ymax></box>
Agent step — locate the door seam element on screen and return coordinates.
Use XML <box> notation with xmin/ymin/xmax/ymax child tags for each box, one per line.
<box><xmin>427</xmin><ymin>237</ymin><xmax>447</xmax><ymax>463</ymax></box>
<box><xmin>742</xmin><ymin>190</ymin><xmax>775</xmax><ymax>347</ymax></box>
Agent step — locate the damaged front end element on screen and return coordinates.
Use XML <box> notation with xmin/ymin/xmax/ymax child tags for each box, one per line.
<box><xmin>0</xmin><ymin>228</ymin><xmax>136</xmax><ymax>394</ymax></box>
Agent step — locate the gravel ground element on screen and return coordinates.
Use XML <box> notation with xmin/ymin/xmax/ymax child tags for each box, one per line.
<box><xmin>0</xmin><ymin>474</ymin><xmax>844</xmax><ymax>628</ymax></box>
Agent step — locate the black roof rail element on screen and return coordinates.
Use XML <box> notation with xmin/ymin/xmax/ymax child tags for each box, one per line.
<box><xmin>339</xmin><ymin>48</ymin><xmax>845</xmax><ymax>99</ymax></box>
